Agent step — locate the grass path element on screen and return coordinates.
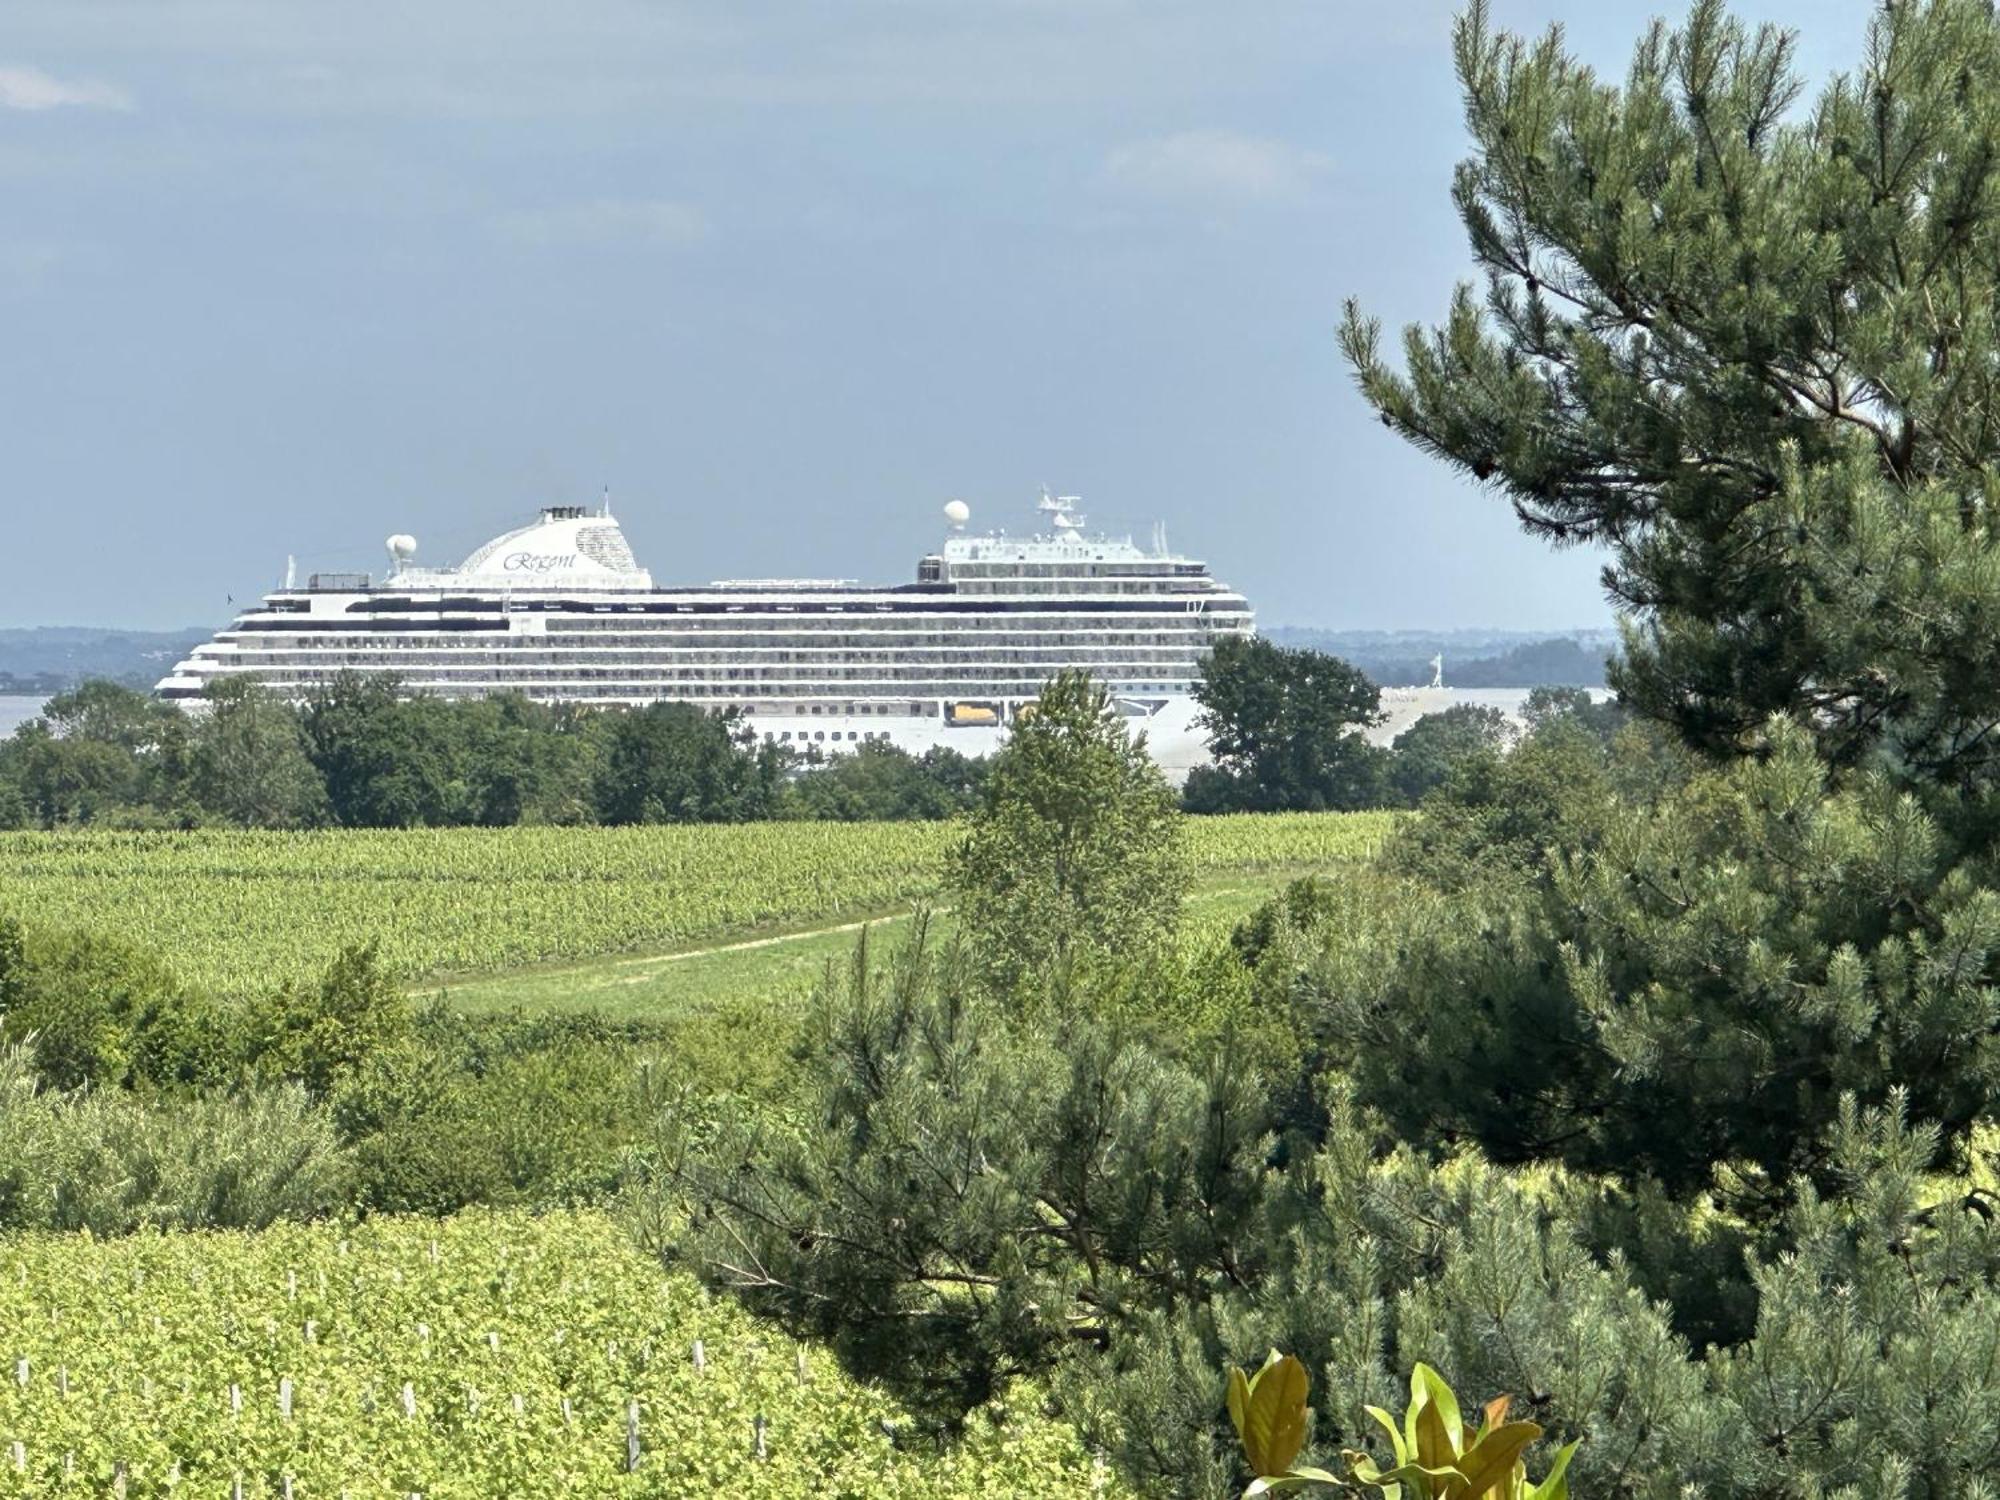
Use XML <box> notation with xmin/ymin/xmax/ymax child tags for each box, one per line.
<box><xmin>433</xmin><ymin>874</ymin><xmax>1288</xmax><ymax>1020</ymax></box>
<box><xmin>604</xmin><ymin>909</ymin><xmax>935</xmax><ymax>969</ymax></box>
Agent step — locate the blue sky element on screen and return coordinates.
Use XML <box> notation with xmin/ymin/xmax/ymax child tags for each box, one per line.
<box><xmin>2</xmin><ymin>0</ymin><xmax>1873</xmax><ymax>631</ymax></box>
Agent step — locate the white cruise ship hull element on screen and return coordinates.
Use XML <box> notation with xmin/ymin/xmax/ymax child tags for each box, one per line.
<box><xmin>160</xmin><ymin>499</ymin><xmax>1254</xmax><ymax>772</ymax></box>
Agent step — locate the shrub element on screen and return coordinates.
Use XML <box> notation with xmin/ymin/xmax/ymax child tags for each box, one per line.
<box><xmin>245</xmin><ymin>944</ymin><xmax>411</xmax><ymax>1098</ymax></box>
<box><xmin>0</xmin><ymin>922</ymin><xmax>212</xmax><ymax>1091</ymax></box>
<box><xmin>0</xmin><ymin>1046</ymin><xmax>346</xmax><ymax>1234</ymax></box>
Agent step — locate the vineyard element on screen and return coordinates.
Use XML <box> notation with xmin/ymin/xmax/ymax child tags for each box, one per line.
<box><xmin>0</xmin><ymin>814</ymin><xmax>1396</xmax><ymax>995</ymax></box>
<box><xmin>0</xmin><ymin>1210</ymin><xmax>1119</xmax><ymax>1498</ymax></box>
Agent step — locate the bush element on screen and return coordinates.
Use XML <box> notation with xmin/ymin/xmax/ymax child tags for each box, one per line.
<box><xmin>656</xmin><ymin>921</ymin><xmax>2000</xmax><ymax>1499</ymax></box>
<box><xmin>0</xmin><ymin>1046</ymin><xmax>346</xmax><ymax>1234</ymax></box>
<box><xmin>0</xmin><ymin>921</ymin><xmax>227</xmax><ymax>1091</ymax></box>
<box><xmin>245</xmin><ymin>944</ymin><xmax>411</xmax><ymax>1098</ymax></box>
<box><xmin>334</xmin><ymin>1007</ymin><xmax>672</xmax><ymax>1214</ymax></box>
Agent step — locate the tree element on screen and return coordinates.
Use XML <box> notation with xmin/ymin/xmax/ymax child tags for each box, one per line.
<box><xmin>191</xmin><ymin>676</ymin><xmax>327</xmax><ymax>827</ymax></box>
<box><xmin>591</xmin><ymin>702</ymin><xmax>782</xmax><ymax>825</ymax></box>
<box><xmin>655</xmin><ymin>9</ymin><xmax>2000</xmax><ymax>1497</ymax></box>
<box><xmin>947</xmin><ymin>671</ymin><xmax>1188</xmax><ymax>994</ymax></box>
<box><xmin>1522</xmin><ymin>685</ymin><xmax>1626</xmax><ymax>742</ymax></box>
<box><xmin>1189</xmin><ymin>637</ymin><xmax>1388</xmax><ymax>812</ymax></box>
<box><xmin>784</xmin><ymin>741</ymin><xmax>988</xmax><ymax>822</ymax></box>
<box><xmin>658</xmin><ymin>924</ymin><xmax>1272</xmax><ymax>1423</ymax></box>
<box><xmin>6</xmin><ymin>680</ymin><xmax>192</xmax><ymax>825</ymax></box>
<box><xmin>1386</xmin><ymin>703</ymin><xmax>1511</xmax><ymax>806</ymax></box>
<box><xmin>39</xmin><ymin>680</ymin><xmax>177</xmax><ymax>756</ymax></box>
<box><xmin>300</xmin><ymin>673</ymin><xmax>458</xmax><ymax>828</ymax></box>
<box><xmin>7</xmin><ymin>724</ymin><xmax>142</xmax><ymax>827</ymax></box>
<box><xmin>1341</xmin><ymin>0</ymin><xmax>2000</xmax><ymax>787</ymax></box>
<box><xmin>453</xmin><ymin>693</ymin><xmax>598</xmax><ymax>826</ymax></box>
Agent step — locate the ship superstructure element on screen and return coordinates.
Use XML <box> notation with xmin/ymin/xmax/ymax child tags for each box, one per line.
<box><xmin>158</xmin><ymin>494</ymin><xmax>1254</xmax><ymax>766</ymax></box>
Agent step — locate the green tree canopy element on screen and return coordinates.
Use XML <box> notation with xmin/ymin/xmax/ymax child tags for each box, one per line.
<box><xmin>192</xmin><ymin>676</ymin><xmax>327</xmax><ymax>828</ymax></box>
<box><xmin>1188</xmin><ymin>637</ymin><xmax>1387</xmax><ymax>812</ymax></box>
<box><xmin>301</xmin><ymin>673</ymin><xmax>456</xmax><ymax>828</ymax></box>
<box><xmin>784</xmin><ymin>741</ymin><xmax>988</xmax><ymax>822</ymax></box>
<box><xmin>1386</xmin><ymin>703</ymin><xmax>1512</xmax><ymax>806</ymax></box>
<box><xmin>591</xmin><ymin>701</ymin><xmax>782</xmax><ymax>825</ymax></box>
<box><xmin>947</xmin><ymin>671</ymin><xmax>1188</xmax><ymax>995</ymax></box>
<box><xmin>1344</xmin><ymin>0</ymin><xmax>2000</xmax><ymax>786</ymax></box>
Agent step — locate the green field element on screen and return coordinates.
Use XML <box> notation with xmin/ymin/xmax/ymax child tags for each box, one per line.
<box><xmin>0</xmin><ymin>1210</ymin><xmax>1117</xmax><ymax>1498</ymax></box>
<box><xmin>0</xmin><ymin>812</ymin><xmax>1401</xmax><ymax>1493</ymax></box>
<box><xmin>0</xmin><ymin>814</ymin><xmax>1397</xmax><ymax>998</ymax></box>
<box><xmin>436</xmin><ymin>872</ymin><xmax>1300</xmax><ymax>1019</ymax></box>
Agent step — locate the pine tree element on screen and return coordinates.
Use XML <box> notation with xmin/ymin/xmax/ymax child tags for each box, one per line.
<box><xmin>1342</xmin><ymin>0</ymin><xmax>2000</xmax><ymax>785</ymax></box>
<box><xmin>652</xmin><ymin>7</ymin><xmax>2000</xmax><ymax>1496</ymax></box>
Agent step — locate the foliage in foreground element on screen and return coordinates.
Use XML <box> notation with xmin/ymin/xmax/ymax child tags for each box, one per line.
<box><xmin>1228</xmin><ymin>1356</ymin><xmax>1575</xmax><ymax>1500</ymax></box>
<box><xmin>653</xmin><ymin>891</ymin><xmax>2000</xmax><ymax>1500</ymax></box>
<box><xmin>0</xmin><ymin>1210</ymin><xmax>1116</xmax><ymax>1498</ymax></box>
<box><xmin>1334</xmin><ymin>716</ymin><xmax>2000</xmax><ymax>1201</ymax></box>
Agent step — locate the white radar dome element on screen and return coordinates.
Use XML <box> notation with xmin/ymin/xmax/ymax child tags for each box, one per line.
<box><xmin>943</xmin><ymin>499</ymin><xmax>971</xmax><ymax>528</ymax></box>
<box><xmin>386</xmin><ymin>534</ymin><xmax>418</xmax><ymax>559</ymax></box>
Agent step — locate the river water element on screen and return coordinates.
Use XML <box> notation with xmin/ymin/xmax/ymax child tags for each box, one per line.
<box><xmin>0</xmin><ymin>697</ymin><xmax>48</xmax><ymax>737</ymax></box>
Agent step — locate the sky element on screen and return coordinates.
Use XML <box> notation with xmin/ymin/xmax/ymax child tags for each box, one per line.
<box><xmin>1</xmin><ymin>0</ymin><xmax>1877</xmax><ymax>632</ymax></box>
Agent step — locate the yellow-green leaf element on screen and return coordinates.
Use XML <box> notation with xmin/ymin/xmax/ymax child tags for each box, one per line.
<box><xmin>1240</xmin><ymin>1353</ymin><xmax>1312</xmax><ymax>1477</ymax></box>
<box><xmin>1452</xmin><ymin>1421</ymin><xmax>1544</xmax><ymax>1499</ymax></box>
<box><xmin>1229</xmin><ymin>1366</ymin><xmax>1253</xmax><ymax>1447</ymax></box>
<box><xmin>1413</xmin><ymin>1383</ymin><xmax>1459</xmax><ymax>1471</ymax></box>
<box><xmin>1364</xmin><ymin>1404</ymin><xmax>1409</xmax><ymax>1465</ymax></box>
<box><xmin>1522</xmin><ymin>1440</ymin><xmax>1579</xmax><ymax>1500</ymax></box>
<box><xmin>1414</xmin><ymin>1363</ymin><xmax>1464</xmax><ymax>1450</ymax></box>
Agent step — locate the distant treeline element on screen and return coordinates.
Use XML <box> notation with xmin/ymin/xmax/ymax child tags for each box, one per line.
<box><xmin>0</xmin><ymin>626</ymin><xmax>207</xmax><ymax>691</ymax></box>
<box><xmin>0</xmin><ymin>674</ymin><xmax>69</xmax><ymax>698</ymax></box>
<box><xmin>0</xmin><ymin>676</ymin><xmax>989</xmax><ymax>831</ymax></box>
<box><xmin>1264</xmin><ymin>627</ymin><xmax>1616</xmax><ymax>688</ymax></box>
<box><xmin>0</xmin><ymin>640</ymin><xmax>1627</xmax><ymax>831</ymax></box>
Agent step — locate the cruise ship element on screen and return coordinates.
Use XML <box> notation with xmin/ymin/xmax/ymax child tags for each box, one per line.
<box><xmin>158</xmin><ymin>493</ymin><xmax>1255</xmax><ymax>767</ymax></box>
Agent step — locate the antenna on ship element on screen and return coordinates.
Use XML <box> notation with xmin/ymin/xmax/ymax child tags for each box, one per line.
<box><xmin>284</xmin><ymin>555</ymin><xmax>297</xmax><ymax>590</ymax></box>
<box><xmin>601</xmin><ymin>484</ymin><xmax>613</xmax><ymax>519</ymax></box>
<box><xmin>1037</xmin><ymin>488</ymin><xmax>1084</xmax><ymax>533</ymax></box>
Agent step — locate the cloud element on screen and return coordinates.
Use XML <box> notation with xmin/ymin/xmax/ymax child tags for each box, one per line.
<box><xmin>0</xmin><ymin>65</ymin><xmax>132</xmax><ymax>112</ymax></box>
<box><xmin>497</xmin><ymin>198</ymin><xmax>710</xmax><ymax>250</ymax></box>
<box><xmin>1104</xmin><ymin>130</ymin><xmax>1329</xmax><ymax>203</ymax></box>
